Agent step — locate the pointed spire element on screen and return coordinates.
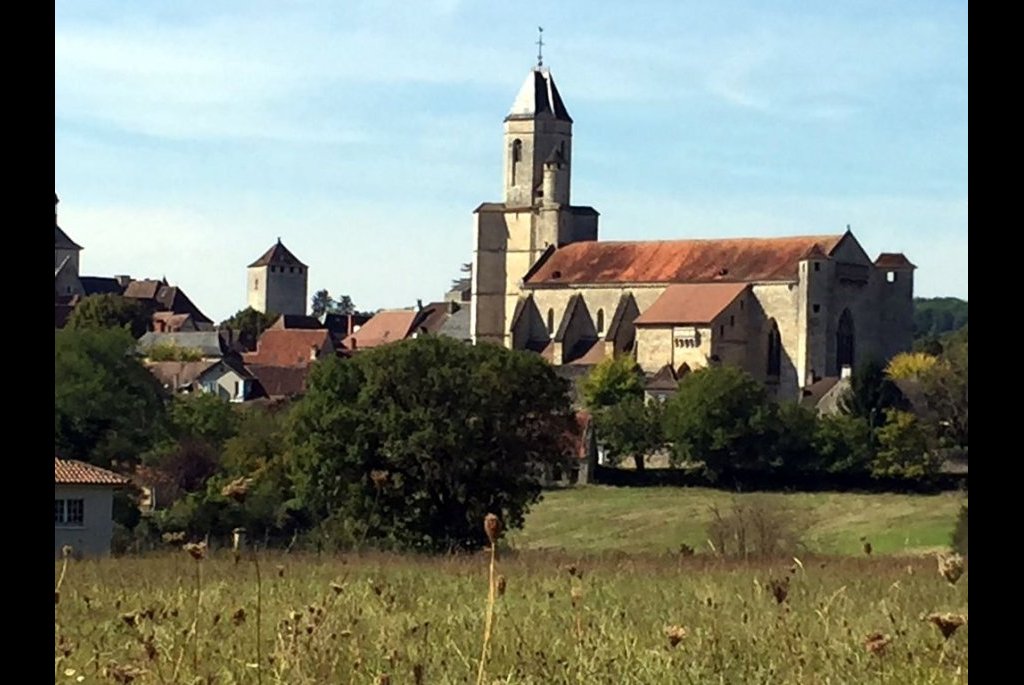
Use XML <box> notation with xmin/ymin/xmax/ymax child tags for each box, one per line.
<box><xmin>506</xmin><ymin>67</ymin><xmax>572</xmax><ymax>123</ymax></box>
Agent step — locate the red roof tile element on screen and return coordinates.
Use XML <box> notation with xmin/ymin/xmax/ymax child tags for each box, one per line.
<box><xmin>55</xmin><ymin>458</ymin><xmax>129</xmax><ymax>486</ymax></box>
<box><xmin>874</xmin><ymin>253</ymin><xmax>916</xmax><ymax>269</ymax></box>
<box><xmin>244</xmin><ymin>329</ymin><xmax>334</xmax><ymax>367</ymax></box>
<box><xmin>634</xmin><ymin>283</ymin><xmax>748</xmax><ymax>325</ymax></box>
<box><xmin>247</xmin><ymin>364</ymin><xmax>310</xmax><ymax>398</ymax></box>
<box><xmin>525</xmin><ymin>235</ymin><xmax>845</xmax><ymax>285</ymax></box>
<box><xmin>342</xmin><ymin>310</ymin><xmax>419</xmax><ymax>349</ymax></box>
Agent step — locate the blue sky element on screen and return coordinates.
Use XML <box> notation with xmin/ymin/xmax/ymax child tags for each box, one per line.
<box><xmin>55</xmin><ymin>1</ymin><xmax>968</xmax><ymax>322</ymax></box>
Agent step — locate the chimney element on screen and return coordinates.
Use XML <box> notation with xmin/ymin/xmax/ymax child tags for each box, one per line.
<box><xmin>840</xmin><ymin>365</ymin><xmax>852</xmax><ymax>380</ymax></box>
<box><xmin>347</xmin><ymin>315</ymin><xmax>354</xmax><ymax>337</ymax></box>
<box><xmin>805</xmin><ymin>369</ymin><xmax>816</xmax><ymax>387</ymax></box>
<box><xmin>115</xmin><ymin>275</ymin><xmax>132</xmax><ymax>287</ymax></box>
<box><xmin>416</xmin><ymin>299</ymin><xmax>423</xmax><ymax>311</ymax></box>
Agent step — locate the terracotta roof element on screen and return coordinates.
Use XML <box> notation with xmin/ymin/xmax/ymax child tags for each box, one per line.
<box><xmin>634</xmin><ymin>283</ymin><xmax>747</xmax><ymax>325</ymax></box>
<box><xmin>138</xmin><ymin>331</ymin><xmax>225</xmax><ymax>358</ymax></box>
<box><xmin>247</xmin><ymin>364</ymin><xmax>310</xmax><ymax>398</ymax></box>
<box><xmin>415</xmin><ymin>302</ymin><xmax>456</xmax><ymax>335</ymax></box>
<box><xmin>152</xmin><ymin>312</ymin><xmax>194</xmax><ymax>332</ymax></box>
<box><xmin>124</xmin><ymin>279</ymin><xmax>213</xmax><ymax>325</ymax></box>
<box><xmin>525</xmin><ymin>235</ymin><xmax>845</xmax><ymax>286</ymax></box>
<box><xmin>244</xmin><ymin>329</ymin><xmax>334</xmax><ymax>366</ymax></box>
<box><xmin>874</xmin><ymin>253</ymin><xmax>916</xmax><ymax>269</ymax></box>
<box><xmin>55</xmin><ymin>458</ymin><xmax>129</xmax><ymax>486</ymax></box>
<box><xmin>248</xmin><ymin>239</ymin><xmax>307</xmax><ymax>268</ymax></box>
<box><xmin>342</xmin><ymin>310</ymin><xmax>419</xmax><ymax>349</ymax></box>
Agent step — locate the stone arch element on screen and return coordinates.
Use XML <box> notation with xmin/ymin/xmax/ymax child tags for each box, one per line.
<box><xmin>766</xmin><ymin>319</ymin><xmax>782</xmax><ymax>378</ymax></box>
<box><xmin>836</xmin><ymin>308</ymin><xmax>855</xmax><ymax>373</ymax></box>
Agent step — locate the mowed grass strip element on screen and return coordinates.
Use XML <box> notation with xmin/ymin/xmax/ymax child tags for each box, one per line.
<box><xmin>512</xmin><ymin>486</ymin><xmax>964</xmax><ymax>555</ymax></box>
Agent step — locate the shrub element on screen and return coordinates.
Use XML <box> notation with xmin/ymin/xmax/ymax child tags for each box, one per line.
<box><xmin>872</xmin><ymin>409</ymin><xmax>941</xmax><ymax>479</ymax></box>
<box><xmin>706</xmin><ymin>496</ymin><xmax>811</xmax><ymax>558</ymax></box>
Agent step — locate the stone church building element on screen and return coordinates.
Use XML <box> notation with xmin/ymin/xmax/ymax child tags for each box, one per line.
<box><xmin>470</xmin><ymin>66</ymin><xmax>915</xmax><ymax>400</ymax></box>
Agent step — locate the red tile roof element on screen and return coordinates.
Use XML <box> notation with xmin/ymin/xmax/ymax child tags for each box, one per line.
<box><xmin>55</xmin><ymin>458</ymin><xmax>129</xmax><ymax>486</ymax></box>
<box><xmin>244</xmin><ymin>329</ymin><xmax>334</xmax><ymax>367</ymax></box>
<box><xmin>525</xmin><ymin>235</ymin><xmax>845</xmax><ymax>286</ymax></box>
<box><xmin>342</xmin><ymin>310</ymin><xmax>419</xmax><ymax>349</ymax></box>
<box><xmin>634</xmin><ymin>283</ymin><xmax>748</xmax><ymax>325</ymax></box>
<box><xmin>874</xmin><ymin>253</ymin><xmax>916</xmax><ymax>269</ymax></box>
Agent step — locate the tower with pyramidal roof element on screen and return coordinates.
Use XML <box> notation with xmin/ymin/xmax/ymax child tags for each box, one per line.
<box><xmin>247</xmin><ymin>239</ymin><xmax>308</xmax><ymax>316</ymax></box>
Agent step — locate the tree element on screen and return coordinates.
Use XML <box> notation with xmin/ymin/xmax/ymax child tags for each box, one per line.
<box><xmin>662</xmin><ymin>366</ymin><xmax>777</xmax><ymax>478</ymax></box>
<box><xmin>885</xmin><ymin>352</ymin><xmax>939</xmax><ymax>380</ymax></box>
<box><xmin>311</xmin><ymin>290</ymin><xmax>357</xmax><ymax>317</ymax></box>
<box><xmin>921</xmin><ymin>333</ymin><xmax>968</xmax><ymax>448</ymax></box>
<box><xmin>913</xmin><ymin>297</ymin><xmax>968</xmax><ymax>340</ymax></box>
<box><xmin>288</xmin><ymin>337</ymin><xmax>574</xmax><ymax>551</ymax></box>
<box><xmin>594</xmin><ymin>396</ymin><xmax>665</xmax><ymax>471</ymax></box>
<box><xmin>871</xmin><ymin>409</ymin><xmax>940</xmax><ymax>479</ymax></box>
<box><xmin>839</xmin><ymin>359</ymin><xmax>907</xmax><ymax>430</ymax></box>
<box><xmin>580</xmin><ymin>355</ymin><xmax>645</xmax><ymax>409</ymax></box>
<box><xmin>167</xmin><ymin>394</ymin><xmax>239</xmax><ymax>449</ymax></box>
<box><xmin>813</xmin><ymin>413</ymin><xmax>874</xmax><ymax>474</ymax></box>
<box><xmin>55</xmin><ymin>328</ymin><xmax>167</xmax><ymax>466</ymax></box>
<box><xmin>220</xmin><ymin>307</ymin><xmax>276</xmax><ymax>350</ymax></box>
<box><xmin>67</xmin><ymin>294</ymin><xmax>150</xmax><ymax>338</ymax></box>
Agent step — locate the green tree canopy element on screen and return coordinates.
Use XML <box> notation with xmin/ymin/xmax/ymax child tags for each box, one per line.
<box><xmin>913</xmin><ymin>297</ymin><xmax>968</xmax><ymax>339</ymax></box>
<box><xmin>663</xmin><ymin>365</ymin><xmax>778</xmax><ymax>478</ymax></box>
<box><xmin>219</xmin><ymin>307</ymin><xmax>276</xmax><ymax>350</ymax></box>
<box><xmin>311</xmin><ymin>290</ymin><xmax>357</xmax><ymax>317</ymax></box>
<box><xmin>67</xmin><ymin>294</ymin><xmax>150</xmax><ymax>338</ymax></box>
<box><xmin>594</xmin><ymin>396</ymin><xmax>665</xmax><ymax>472</ymax></box>
<box><xmin>55</xmin><ymin>328</ymin><xmax>167</xmax><ymax>466</ymax></box>
<box><xmin>288</xmin><ymin>337</ymin><xmax>574</xmax><ymax>551</ymax></box>
<box><xmin>580</xmin><ymin>355</ymin><xmax>645</xmax><ymax>410</ymax></box>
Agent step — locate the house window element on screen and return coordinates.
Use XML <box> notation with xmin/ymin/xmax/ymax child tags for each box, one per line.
<box><xmin>54</xmin><ymin>498</ymin><xmax>84</xmax><ymax>526</ymax></box>
<box><xmin>596</xmin><ymin>309</ymin><xmax>605</xmax><ymax>335</ymax></box>
<box><xmin>730</xmin><ymin>315</ymin><xmax>735</xmax><ymax>327</ymax></box>
<box><xmin>887</xmin><ymin>271</ymin><xmax>897</xmax><ymax>283</ymax></box>
<box><xmin>290</xmin><ymin>267</ymin><xmax>296</xmax><ymax>273</ymax></box>
<box><xmin>719</xmin><ymin>325</ymin><xmax>724</xmax><ymax>337</ymax></box>
<box><xmin>814</xmin><ymin>262</ymin><xmax>821</xmax><ymax>272</ymax></box>
<box><xmin>812</xmin><ymin>304</ymin><xmax>820</xmax><ymax>313</ymax></box>
<box><xmin>299</xmin><ymin>268</ymin><xmax>303</xmax><ymax>275</ymax></box>
<box><xmin>254</xmin><ymin>279</ymin><xmax>259</xmax><ymax>290</ymax></box>
<box><xmin>547</xmin><ymin>308</ymin><xmax>555</xmax><ymax>336</ymax></box>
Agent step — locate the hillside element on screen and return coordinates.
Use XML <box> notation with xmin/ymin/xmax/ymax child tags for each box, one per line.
<box><xmin>914</xmin><ymin>297</ymin><xmax>968</xmax><ymax>339</ymax></box>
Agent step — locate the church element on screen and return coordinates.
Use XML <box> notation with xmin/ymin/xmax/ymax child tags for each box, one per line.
<box><xmin>470</xmin><ymin>65</ymin><xmax>915</xmax><ymax>400</ymax></box>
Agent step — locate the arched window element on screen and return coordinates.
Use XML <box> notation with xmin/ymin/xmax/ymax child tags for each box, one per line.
<box><xmin>596</xmin><ymin>309</ymin><xmax>605</xmax><ymax>335</ymax></box>
<box><xmin>547</xmin><ymin>308</ymin><xmax>555</xmax><ymax>337</ymax></box>
<box><xmin>836</xmin><ymin>309</ymin><xmax>855</xmax><ymax>373</ymax></box>
<box><xmin>511</xmin><ymin>139</ymin><xmax>523</xmax><ymax>185</ymax></box>
<box><xmin>766</xmin><ymin>320</ymin><xmax>781</xmax><ymax>377</ymax></box>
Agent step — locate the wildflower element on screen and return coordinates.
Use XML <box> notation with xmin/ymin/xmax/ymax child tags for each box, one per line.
<box><xmin>496</xmin><ymin>575</ymin><xmax>507</xmax><ymax>597</ymax></box>
<box><xmin>484</xmin><ymin>513</ymin><xmax>502</xmax><ymax>545</ymax></box>
<box><xmin>864</xmin><ymin>632</ymin><xmax>892</xmax><ymax>655</ymax></box>
<box><xmin>62</xmin><ymin>544</ymin><xmax>74</xmax><ymax>558</ymax></box>
<box><xmin>927</xmin><ymin>613</ymin><xmax>966</xmax><ymax>639</ymax></box>
<box><xmin>768</xmin><ymin>576</ymin><xmax>790</xmax><ymax>604</ymax></box>
<box><xmin>938</xmin><ymin>553</ymin><xmax>965</xmax><ymax>585</ymax></box>
<box><xmin>183</xmin><ymin>541</ymin><xmax>207</xmax><ymax>560</ymax></box>
<box><xmin>370</xmin><ymin>470</ymin><xmax>389</xmax><ymax>490</ymax></box>
<box><xmin>664</xmin><ymin>625</ymin><xmax>687</xmax><ymax>647</ymax></box>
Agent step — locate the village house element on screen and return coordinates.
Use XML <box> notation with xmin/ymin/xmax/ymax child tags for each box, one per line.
<box><xmin>55</xmin><ymin>458</ymin><xmax>129</xmax><ymax>558</ymax></box>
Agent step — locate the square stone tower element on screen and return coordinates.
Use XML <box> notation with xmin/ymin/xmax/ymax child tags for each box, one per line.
<box><xmin>247</xmin><ymin>239</ymin><xmax>308</xmax><ymax>316</ymax></box>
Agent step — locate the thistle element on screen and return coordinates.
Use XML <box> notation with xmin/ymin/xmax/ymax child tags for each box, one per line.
<box><xmin>664</xmin><ymin>625</ymin><xmax>687</xmax><ymax>647</ymax></box>
<box><xmin>937</xmin><ymin>553</ymin><xmax>965</xmax><ymax>585</ymax></box>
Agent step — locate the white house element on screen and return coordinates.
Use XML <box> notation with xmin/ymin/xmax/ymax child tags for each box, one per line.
<box><xmin>55</xmin><ymin>458</ymin><xmax>128</xmax><ymax>558</ymax></box>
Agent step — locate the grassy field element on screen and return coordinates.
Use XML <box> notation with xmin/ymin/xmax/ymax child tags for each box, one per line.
<box><xmin>512</xmin><ymin>486</ymin><xmax>965</xmax><ymax>556</ymax></box>
<box><xmin>54</xmin><ymin>551</ymin><xmax>968</xmax><ymax>684</ymax></box>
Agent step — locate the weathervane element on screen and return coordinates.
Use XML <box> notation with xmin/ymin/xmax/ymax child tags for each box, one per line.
<box><xmin>536</xmin><ymin>26</ymin><xmax>544</xmax><ymax>67</ymax></box>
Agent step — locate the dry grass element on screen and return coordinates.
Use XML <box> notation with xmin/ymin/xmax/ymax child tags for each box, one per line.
<box><xmin>54</xmin><ymin>550</ymin><xmax>967</xmax><ymax>683</ymax></box>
